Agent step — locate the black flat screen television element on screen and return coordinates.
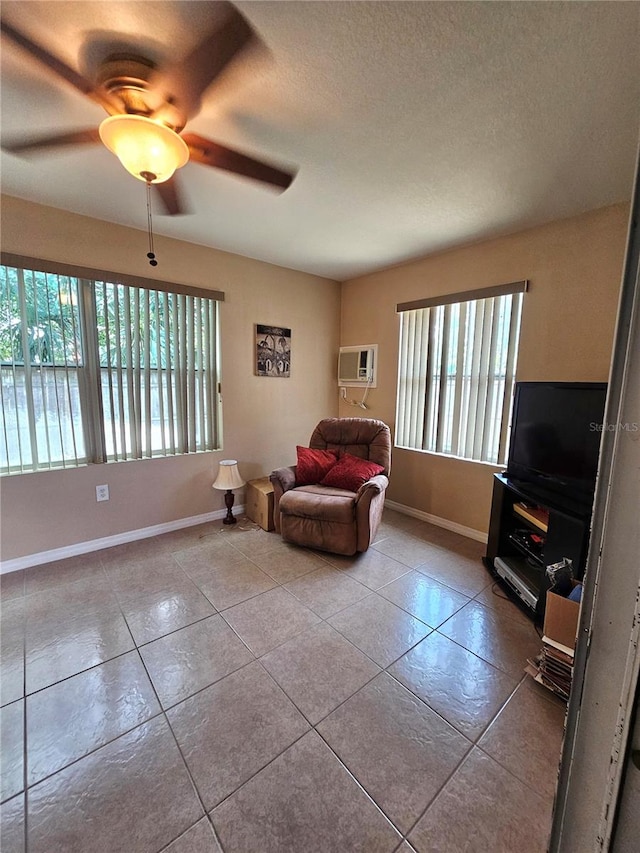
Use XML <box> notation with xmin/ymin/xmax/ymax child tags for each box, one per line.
<box><xmin>506</xmin><ymin>382</ymin><xmax>607</xmax><ymax>507</ymax></box>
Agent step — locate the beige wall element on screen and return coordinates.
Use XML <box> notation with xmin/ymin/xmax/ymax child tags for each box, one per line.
<box><xmin>339</xmin><ymin>204</ymin><xmax>630</xmax><ymax>533</ymax></box>
<box><xmin>0</xmin><ymin>196</ymin><xmax>341</xmax><ymax>561</ymax></box>
<box><xmin>0</xmin><ymin>198</ymin><xmax>630</xmax><ymax>559</ymax></box>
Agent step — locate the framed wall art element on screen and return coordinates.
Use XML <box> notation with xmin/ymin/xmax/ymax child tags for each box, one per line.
<box><xmin>255</xmin><ymin>324</ymin><xmax>291</xmax><ymax>377</ymax></box>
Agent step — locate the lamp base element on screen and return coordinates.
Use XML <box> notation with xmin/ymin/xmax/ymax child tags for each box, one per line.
<box><xmin>223</xmin><ymin>489</ymin><xmax>237</xmax><ymax>525</ymax></box>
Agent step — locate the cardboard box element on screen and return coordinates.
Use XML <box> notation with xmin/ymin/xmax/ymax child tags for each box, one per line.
<box><xmin>543</xmin><ymin>581</ymin><xmax>582</xmax><ymax>652</ymax></box>
<box><xmin>245</xmin><ymin>477</ymin><xmax>275</xmax><ymax>531</ymax></box>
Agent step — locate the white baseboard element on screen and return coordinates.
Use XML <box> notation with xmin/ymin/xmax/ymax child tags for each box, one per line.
<box><xmin>0</xmin><ymin>505</ymin><xmax>245</xmax><ymax>574</ymax></box>
<box><xmin>384</xmin><ymin>499</ymin><xmax>487</xmax><ymax>544</ymax></box>
<box><xmin>2</xmin><ymin>500</ymin><xmax>484</xmax><ymax>574</ymax></box>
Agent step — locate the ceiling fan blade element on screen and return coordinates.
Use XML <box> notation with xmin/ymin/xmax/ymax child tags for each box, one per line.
<box><xmin>0</xmin><ymin>20</ymin><xmax>118</xmax><ymax>114</ymax></box>
<box><xmin>3</xmin><ymin>128</ymin><xmax>101</xmax><ymax>154</ymax></box>
<box><xmin>183</xmin><ymin>133</ymin><xmax>295</xmax><ymax>191</ymax></box>
<box><xmin>154</xmin><ymin>176</ymin><xmax>187</xmax><ymax>216</ymax></box>
<box><xmin>150</xmin><ymin>2</ymin><xmax>255</xmax><ymax>120</ymax></box>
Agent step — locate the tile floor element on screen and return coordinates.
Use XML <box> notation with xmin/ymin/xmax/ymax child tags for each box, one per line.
<box><xmin>0</xmin><ymin>509</ymin><xmax>566</xmax><ymax>853</ymax></box>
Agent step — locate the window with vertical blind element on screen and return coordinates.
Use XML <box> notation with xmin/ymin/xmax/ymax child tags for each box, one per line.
<box><xmin>0</xmin><ymin>254</ymin><xmax>223</xmax><ymax>475</ymax></box>
<box><xmin>395</xmin><ymin>281</ymin><xmax>526</xmax><ymax>465</ymax></box>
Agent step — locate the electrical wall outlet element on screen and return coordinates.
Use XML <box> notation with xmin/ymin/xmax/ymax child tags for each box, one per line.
<box><xmin>96</xmin><ymin>484</ymin><xmax>109</xmax><ymax>502</ymax></box>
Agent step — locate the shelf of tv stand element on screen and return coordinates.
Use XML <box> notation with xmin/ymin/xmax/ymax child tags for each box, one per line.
<box><xmin>507</xmin><ymin>533</ymin><xmax>545</xmax><ymax>567</ymax></box>
<box><xmin>513</xmin><ymin>502</ymin><xmax>549</xmax><ymax>533</ymax></box>
<box><xmin>496</xmin><ymin>555</ymin><xmax>544</xmax><ymax>593</ymax></box>
<box><xmin>485</xmin><ymin>473</ymin><xmax>592</xmax><ymax>620</ymax></box>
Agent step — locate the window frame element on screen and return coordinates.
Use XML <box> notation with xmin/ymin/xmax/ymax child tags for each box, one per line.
<box><xmin>0</xmin><ymin>253</ymin><xmax>224</xmax><ymax>476</ymax></box>
<box><xmin>395</xmin><ymin>280</ymin><xmax>527</xmax><ymax>466</ymax></box>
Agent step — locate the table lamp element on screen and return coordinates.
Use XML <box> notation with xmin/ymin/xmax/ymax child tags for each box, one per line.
<box><xmin>212</xmin><ymin>460</ymin><xmax>245</xmax><ymax>525</ymax></box>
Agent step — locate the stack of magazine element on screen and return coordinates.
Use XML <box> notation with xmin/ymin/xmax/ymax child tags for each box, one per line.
<box><xmin>526</xmin><ymin>635</ymin><xmax>574</xmax><ymax>701</ymax></box>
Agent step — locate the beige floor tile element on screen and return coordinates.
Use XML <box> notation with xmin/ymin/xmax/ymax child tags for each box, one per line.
<box><xmin>0</xmin><ymin>570</ymin><xmax>25</xmax><ymax>600</ymax></box>
<box><xmin>190</xmin><ymin>560</ymin><xmax>277</xmax><ymax>610</ymax></box>
<box><xmin>172</xmin><ymin>541</ymin><xmax>248</xmax><ymax>576</ymax></box>
<box><xmin>25</xmin><ymin>575</ymin><xmax>119</xmax><ymax>624</ymax></box>
<box><xmin>261</xmin><ymin>623</ymin><xmax>381</xmax><ymax>724</ymax></box>
<box><xmin>478</xmin><ymin>680</ymin><xmax>566</xmax><ymax>799</ymax></box>
<box><xmin>328</xmin><ymin>594</ymin><xmax>431</xmax><ymax>667</ymax></box>
<box><xmin>413</xmin><ymin>525</ymin><xmax>485</xmax><ymax>558</ymax></box>
<box><xmin>322</xmin><ymin>547</ymin><xmax>412</xmax><ymax>590</ymax></box>
<box><xmin>0</xmin><ymin>794</ymin><xmax>24</xmax><ymax>853</ymax></box>
<box><xmin>221</xmin><ymin>527</ymin><xmax>282</xmax><ymax>559</ymax></box>
<box><xmin>378</xmin><ymin>570</ymin><xmax>470</xmax><ymax>627</ymax></box>
<box><xmin>438</xmin><ymin>599</ymin><xmax>542</xmax><ymax>678</ymax></box>
<box><xmin>474</xmin><ymin>583</ymin><xmax>534</xmax><ymax>626</ymax></box>
<box><xmin>448</xmin><ymin>536</ymin><xmax>486</xmax><ymax>560</ymax></box>
<box><xmin>415</xmin><ymin>549</ymin><xmax>492</xmax><ymax>598</ymax></box>
<box><xmin>26</xmin><ymin>605</ymin><xmax>135</xmax><ymax>694</ymax></box>
<box><xmin>371</xmin><ymin>522</ymin><xmax>397</xmax><ymax>543</ymax></box>
<box><xmin>119</xmin><ymin>581</ymin><xmax>216</xmax><ymax>646</ymax></box>
<box><xmin>24</xmin><ymin>554</ymin><xmax>106</xmax><ymax>596</ymax></box>
<box><xmin>406</xmin><ymin>521</ymin><xmax>460</xmax><ymax>548</ymax></box>
<box><xmin>161</xmin><ymin>818</ymin><xmax>222</xmax><ymax>853</ymax></box>
<box><xmin>0</xmin><ymin>648</ymin><xmax>24</xmax><ymax>707</ymax></box>
<box><xmin>27</xmin><ymin>651</ymin><xmax>160</xmax><ymax>785</ymax></box>
<box><xmin>372</xmin><ymin>532</ymin><xmax>444</xmax><ymax>569</ymax></box>
<box><xmin>211</xmin><ymin>731</ymin><xmax>401</xmax><ymax>853</ymax></box>
<box><xmin>317</xmin><ymin>673</ymin><xmax>470</xmax><ymax>833</ymax></box>
<box><xmin>27</xmin><ymin>716</ymin><xmax>203</xmax><ymax>853</ymax></box>
<box><xmin>251</xmin><ymin>542</ymin><xmax>327</xmax><ymax>583</ymax></box>
<box><xmin>221</xmin><ymin>587</ymin><xmax>321</xmax><ymax>657</ymax></box>
<box><xmin>284</xmin><ymin>565</ymin><xmax>369</xmax><ymax>617</ymax></box>
<box><xmin>1</xmin><ymin>600</ymin><xmax>24</xmax><ymax>706</ymax></box>
<box><xmin>154</xmin><ymin>524</ymin><xmax>221</xmax><ymax>553</ymax></box>
<box><xmin>97</xmin><ymin>537</ymin><xmax>168</xmax><ymax>570</ymax></box>
<box><xmin>389</xmin><ymin>632</ymin><xmax>517</xmax><ymax>740</ymax></box>
<box><xmin>408</xmin><ymin>748</ymin><xmax>552</xmax><ymax>853</ymax></box>
<box><xmin>380</xmin><ymin>508</ymin><xmax>422</xmax><ymax>533</ymax></box>
<box><xmin>1</xmin><ymin>596</ymin><xmax>24</xmax><ymax>631</ymax></box>
<box><xmin>106</xmin><ymin>555</ymin><xmax>189</xmax><ymax>601</ymax></box>
<box><xmin>1</xmin><ymin>699</ymin><xmax>24</xmax><ymax>802</ymax></box>
<box><xmin>167</xmin><ymin>661</ymin><xmax>309</xmax><ymax>810</ymax></box>
<box><xmin>5</xmin><ymin>519</ymin><xmax>567</xmax><ymax>853</ymax></box>
<box><xmin>140</xmin><ymin>614</ymin><xmax>254</xmax><ymax>708</ymax></box>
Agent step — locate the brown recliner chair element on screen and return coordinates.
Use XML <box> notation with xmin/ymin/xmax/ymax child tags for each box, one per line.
<box><xmin>270</xmin><ymin>417</ymin><xmax>391</xmax><ymax>556</ymax></box>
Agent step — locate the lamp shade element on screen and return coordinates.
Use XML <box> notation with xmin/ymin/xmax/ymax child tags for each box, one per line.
<box><xmin>212</xmin><ymin>460</ymin><xmax>245</xmax><ymax>491</ymax></box>
<box><xmin>99</xmin><ymin>115</ymin><xmax>189</xmax><ymax>184</ymax></box>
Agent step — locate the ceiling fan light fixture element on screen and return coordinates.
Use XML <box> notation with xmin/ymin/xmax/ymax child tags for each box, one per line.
<box><xmin>98</xmin><ymin>115</ymin><xmax>189</xmax><ymax>184</ymax></box>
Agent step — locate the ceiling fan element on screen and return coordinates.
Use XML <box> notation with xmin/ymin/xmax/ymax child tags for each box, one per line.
<box><xmin>0</xmin><ymin>2</ymin><xmax>296</xmax><ymax>216</ymax></box>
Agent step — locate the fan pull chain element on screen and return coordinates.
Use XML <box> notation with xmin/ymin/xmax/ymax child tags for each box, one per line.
<box><xmin>142</xmin><ymin>174</ymin><xmax>158</xmax><ymax>267</ymax></box>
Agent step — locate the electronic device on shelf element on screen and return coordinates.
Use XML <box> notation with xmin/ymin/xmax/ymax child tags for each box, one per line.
<box><xmin>508</xmin><ymin>528</ymin><xmax>545</xmax><ymax>563</ymax></box>
<box><xmin>506</xmin><ymin>381</ymin><xmax>607</xmax><ymax>509</ymax></box>
<box><xmin>494</xmin><ymin>557</ymin><xmax>539</xmax><ymax>612</ymax></box>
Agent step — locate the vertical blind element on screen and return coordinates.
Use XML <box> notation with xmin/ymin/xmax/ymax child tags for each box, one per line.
<box><xmin>0</xmin><ymin>266</ymin><xmax>86</xmax><ymax>472</ymax></box>
<box><xmin>396</xmin><ymin>282</ymin><xmax>526</xmax><ymax>465</ymax></box>
<box><xmin>0</xmin><ymin>256</ymin><xmax>222</xmax><ymax>475</ymax></box>
<box><xmin>94</xmin><ymin>282</ymin><xmax>219</xmax><ymax>461</ymax></box>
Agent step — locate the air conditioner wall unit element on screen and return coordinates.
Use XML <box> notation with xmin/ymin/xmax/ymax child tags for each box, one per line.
<box><xmin>338</xmin><ymin>344</ymin><xmax>378</xmax><ymax>387</ymax></box>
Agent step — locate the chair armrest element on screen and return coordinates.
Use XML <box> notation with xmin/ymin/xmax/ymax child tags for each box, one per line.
<box><xmin>355</xmin><ymin>474</ymin><xmax>389</xmax><ymax>504</ymax></box>
<box><xmin>355</xmin><ymin>474</ymin><xmax>389</xmax><ymax>552</ymax></box>
<box><xmin>270</xmin><ymin>466</ymin><xmax>297</xmax><ymax>493</ymax></box>
<box><xmin>270</xmin><ymin>466</ymin><xmax>297</xmax><ymax>533</ymax></box>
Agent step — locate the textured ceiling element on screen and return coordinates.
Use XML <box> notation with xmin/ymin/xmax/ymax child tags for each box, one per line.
<box><xmin>1</xmin><ymin>1</ymin><xmax>639</xmax><ymax>280</ymax></box>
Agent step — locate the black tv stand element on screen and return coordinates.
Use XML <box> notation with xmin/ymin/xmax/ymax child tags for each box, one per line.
<box><xmin>484</xmin><ymin>474</ymin><xmax>592</xmax><ymax>621</ymax></box>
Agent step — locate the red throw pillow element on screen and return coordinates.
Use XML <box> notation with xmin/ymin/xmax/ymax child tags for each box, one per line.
<box><xmin>296</xmin><ymin>446</ymin><xmax>338</xmax><ymax>485</ymax></box>
<box><xmin>319</xmin><ymin>452</ymin><xmax>385</xmax><ymax>492</ymax></box>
